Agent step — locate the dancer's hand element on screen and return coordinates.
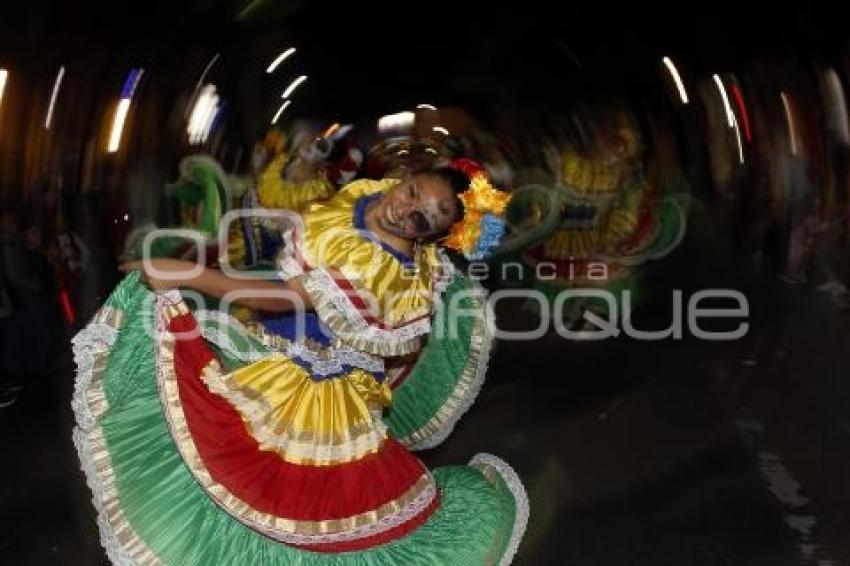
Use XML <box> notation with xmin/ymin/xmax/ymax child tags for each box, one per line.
<box><xmin>119</xmin><ymin>259</ymin><xmax>200</xmax><ymax>291</ymax></box>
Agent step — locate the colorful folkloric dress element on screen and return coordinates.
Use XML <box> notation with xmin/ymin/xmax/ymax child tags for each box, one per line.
<box><xmin>519</xmin><ymin>146</ymin><xmax>687</xmax><ymax>319</ymax></box>
<box><xmin>72</xmin><ymin>178</ymin><xmax>528</xmax><ymax>565</ymax></box>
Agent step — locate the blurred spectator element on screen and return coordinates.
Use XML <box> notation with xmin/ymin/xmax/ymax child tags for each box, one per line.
<box><xmin>0</xmin><ymin>209</ymin><xmax>65</xmax><ymax>407</ymax></box>
<box><xmin>780</xmin><ymin>153</ymin><xmax>816</xmax><ymax>284</ymax></box>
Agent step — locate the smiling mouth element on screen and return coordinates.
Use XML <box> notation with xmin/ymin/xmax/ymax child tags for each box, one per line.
<box><xmin>386</xmin><ymin>205</ymin><xmax>401</xmax><ymax>226</ymax></box>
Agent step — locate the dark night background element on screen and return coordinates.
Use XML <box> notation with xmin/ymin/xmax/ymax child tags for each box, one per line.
<box><xmin>3</xmin><ymin>2</ymin><xmax>850</xmax><ymax>565</ymax></box>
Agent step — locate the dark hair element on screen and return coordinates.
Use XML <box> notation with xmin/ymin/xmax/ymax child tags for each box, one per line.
<box><xmin>427</xmin><ymin>166</ymin><xmax>470</xmax><ymax>195</ymax></box>
<box><xmin>419</xmin><ymin>166</ymin><xmax>469</xmax><ymax>232</ymax></box>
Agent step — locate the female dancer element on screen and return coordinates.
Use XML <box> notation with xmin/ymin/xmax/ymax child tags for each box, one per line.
<box><xmin>72</xmin><ymin>158</ymin><xmax>528</xmax><ymax>565</ymax></box>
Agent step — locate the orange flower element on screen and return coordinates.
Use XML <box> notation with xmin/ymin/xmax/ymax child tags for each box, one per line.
<box><xmin>443</xmin><ymin>172</ymin><xmax>510</xmax><ymax>255</ymax></box>
<box><xmin>444</xmin><ymin>211</ymin><xmax>483</xmax><ymax>254</ymax></box>
<box><xmin>466</xmin><ymin>174</ymin><xmax>510</xmax><ymax>215</ymax></box>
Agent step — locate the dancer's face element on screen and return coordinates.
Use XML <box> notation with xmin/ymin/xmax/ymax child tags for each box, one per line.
<box><xmin>375</xmin><ymin>173</ymin><xmax>460</xmax><ymax>241</ymax></box>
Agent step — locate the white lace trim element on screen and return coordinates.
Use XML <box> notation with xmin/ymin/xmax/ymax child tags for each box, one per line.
<box><xmin>72</xmin><ymin>305</ymin><xmax>161</xmax><ymax>565</ymax></box>
<box><xmin>276</xmin><ymin>227</ymin><xmax>304</xmax><ymax>280</ymax></box>
<box><xmin>279</xmin><ymin>227</ymin><xmax>453</xmax><ymax>303</ymax></box>
<box><xmin>71</xmin><ymin>321</ymin><xmax>118</xmax><ymax>431</ymax></box>
<box><xmin>162</xmin><ymin>300</ymin><xmax>387</xmax><ymax>464</ymax></box>
<box><xmin>193</xmin><ymin>309</ymin><xmax>386</xmax><ymax>376</ymax></box>
<box><xmin>72</xmin><ymin>428</ymin><xmax>144</xmax><ymax>566</ymax></box>
<box><xmin>156</xmin><ymin>293</ymin><xmax>439</xmax><ymax>544</ymax></box>
<box><xmin>254</xmin><ymin>473</ymin><xmax>437</xmax><ymax>545</ymax></box>
<box><xmin>193</xmin><ymin>309</ymin><xmax>274</xmax><ymax>361</ymax></box>
<box><xmin>277</xmin><ymin>257</ymin><xmax>304</xmax><ymax>280</ymax></box>
<box><xmin>469</xmin><ymin>453</ymin><xmax>530</xmax><ymax>566</ymax></box>
<box><xmin>289</xmin><ymin>340</ymin><xmax>385</xmax><ymax>376</ymax></box>
<box><xmin>431</xmin><ymin>250</ymin><xmax>456</xmax><ymax>302</ymax></box>
<box><xmin>304</xmin><ymin>267</ymin><xmax>430</xmax><ymax>355</ymax></box>
<box><xmin>199</xmin><ymin>358</ymin><xmax>389</xmax><ymax>463</ymax></box>
<box><xmin>276</xmin><ymin>221</ymin><xmax>441</xmax><ymax>356</ymax></box>
<box><xmin>402</xmin><ymin>278</ymin><xmax>493</xmax><ymax>451</ymax></box>
<box><xmin>253</xmin><ymin>478</ymin><xmax>439</xmax><ymax>546</ymax></box>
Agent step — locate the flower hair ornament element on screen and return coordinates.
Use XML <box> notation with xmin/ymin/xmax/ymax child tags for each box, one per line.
<box><xmin>442</xmin><ymin>158</ymin><xmax>511</xmax><ymax>261</ymax></box>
